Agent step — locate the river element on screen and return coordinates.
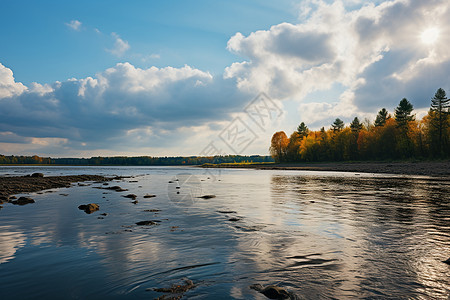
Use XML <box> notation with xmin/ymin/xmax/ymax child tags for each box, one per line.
<box><xmin>0</xmin><ymin>166</ymin><xmax>449</xmax><ymax>299</ymax></box>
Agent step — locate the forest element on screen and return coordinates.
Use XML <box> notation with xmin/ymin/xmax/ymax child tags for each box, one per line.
<box><xmin>0</xmin><ymin>154</ymin><xmax>273</xmax><ymax>166</ymax></box>
<box><xmin>270</xmin><ymin>88</ymin><xmax>450</xmax><ymax>162</ymax></box>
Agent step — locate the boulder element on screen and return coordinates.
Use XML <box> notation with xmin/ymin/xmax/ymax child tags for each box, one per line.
<box><xmin>11</xmin><ymin>196</ymin><xmax>35</xmax><ymax>205</ymax></box>
<box><xmin>31</xmin><ymin>173</ymin><xmax>44</xmax><ymax>177</ymax></box>
<box><xmin>78</xmin><ymin>203</ymin><xmax>99</xmax><ymax>214</ymax></box>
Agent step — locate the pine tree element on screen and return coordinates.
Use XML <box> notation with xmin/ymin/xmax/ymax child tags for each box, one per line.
<box><xmin>350</xmin><ymin>117</ymin><xmax>363</xmax><ymax>132</ymax></box>
<box><xmin>394</xmin><ymin>98</ymin><xmax>415</xmax><ymax>128</ymax></box>
<box><xmin>296</xmin><ymin>122</ymin><xmax>309</xmax><ymax>138</ymax></box>
<box><xmin>374</xmin><ymin>108</ymin><xmax>389</xmax><ymax>127</ymax></box>
<box><xmin>430</xmin><ymin>88</ymin><xmax>449</xmax><ymax>156</ymax></box>
<box><xmin>331</xmin><ymin>118</ymin><xmax>345</xmax><ymax>132</ymax></box>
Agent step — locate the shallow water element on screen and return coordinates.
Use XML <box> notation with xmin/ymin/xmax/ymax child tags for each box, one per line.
<box><xmin>0</xmin><ymin>166</ymin><xmax>449</xmax><ymax>299</ymax></box>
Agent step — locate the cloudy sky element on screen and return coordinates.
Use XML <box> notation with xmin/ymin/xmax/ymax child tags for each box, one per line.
<box><xmin>1</xmin><ymin>0</ymin><xmax>449</xmax><ymax>157</ymax></box>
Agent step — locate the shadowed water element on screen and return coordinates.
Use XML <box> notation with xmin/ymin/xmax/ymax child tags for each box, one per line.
<box><xmin>0</xmin><ymin>166</ymin><xmax>449</xmax><ymax>299</ymax></box>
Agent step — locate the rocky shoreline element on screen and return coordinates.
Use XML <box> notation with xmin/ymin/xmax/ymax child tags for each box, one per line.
<box><xmin>0</xmin><ymin>174</ymin><xmax>113</xmax><ymax>199</ymax></box>
<box><xmin>202</xmin><ymin>161</ymin><xmax>450</xmax><ymax>177</ymax></box>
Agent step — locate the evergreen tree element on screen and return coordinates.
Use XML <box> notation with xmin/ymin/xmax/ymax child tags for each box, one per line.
<box><xmin>350</xmin><ymin>117</ymin><xmax>363</xmax><ymax>132</ymax></box>
<box><xmin>394</xmin><ymin>98</ymin><xmax>415</xmax><ymax>128</ymax></box>
<box><xmin>331</xmin><ymin>118</ymin><xmax>345</xmax><ymax>132</ymax></box>
<box><xmin>296</xmin><ymin>122</ymin><xmax>309</xmax><ymax>138</ymax></box>
<box><xmin>374</xmin><ymin>108</ymin><xmax>389</xmax><ymax>127</ymax></box>
<box><xmin>430</xmin><ymin>88</ymin><xmax>449</xmax><ymax>156</ymax></box>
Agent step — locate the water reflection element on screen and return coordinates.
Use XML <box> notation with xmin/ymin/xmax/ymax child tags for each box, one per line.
<box><xmin>270</xmin><ymin>174</ymin><xmax>450</xmax><ymax>299</ymax></box>
<box><xmin>0</xmin><ymin>226</ymin><xmax>26</xmax><ymax>264</ymax></box>
<box><xmin>0</xmin><ymin>168</ymin><xmax>448</xmax><ymax>299</ymax></box>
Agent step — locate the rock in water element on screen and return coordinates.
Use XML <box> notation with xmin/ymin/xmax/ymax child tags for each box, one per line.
<box><xmin>143</xmin><ymin>194</ymin><xmax>156</xmax><ymax>198</ymax></box>
<box><xmin>250</xmin><ymin>284</ymin><xmax>291</xmax><ymax>299</ymax></box>
<box><xmin>123</xmin><ymin>194</ymin><xmax>137</xmax><ymax>200</ymax></box>
<box><xmin>31</xmin><ymin>173</ymin><xmax>44</xmax><ymax>177</ymax></box>
<box><xmin>443</xmin><ymin>258</ymin><xmax>450</xmax><ymax>265</ymax></box>
<box><xmin>11</xmin><ymin>196</ymin><xmax>35</xmax><ymax>205</ymax></box>
<box><xmin>136</xmin><ymin>220</ymin><xmax>159</xmax><ymax>226</ymax></box>
<box><xmin>197</xmin><ymin>195</ymin><xmax>216</xmax><ymax>199</ymax></box>
<box><xmin>78</xmin><ymin>203</ymin><xmax>99</xmax><ymax>214</ymax></box>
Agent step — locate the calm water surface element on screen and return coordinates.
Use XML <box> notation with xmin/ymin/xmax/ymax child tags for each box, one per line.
<box><xmin>0</xmin><ymin>166</ymin><xmax>449</xmax><ymax>299</ymax></box>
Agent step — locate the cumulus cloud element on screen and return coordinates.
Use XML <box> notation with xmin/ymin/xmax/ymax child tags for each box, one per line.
<box><xmin>66</xmin><ymin>20</ymin><xmax>82</xmax><ymax>31</ymax></box>
<box><xmin>0</xmin><ymin>63</ymin><xmax>27</xmax><ymax>98</ymax></box>
<box><xmin>225</xmin><ymin>0</ymin><xmax>450</xmax><ymax>122</ymax></box>
<box><xmin>0</xmin><ymin>62</ymin><xmax>249</xmax><ymax>155</ymax></box>
<box><xmin>107</xmin><ymin>33</ymin><xmax>130</xmax><ymax>57</ymax></box>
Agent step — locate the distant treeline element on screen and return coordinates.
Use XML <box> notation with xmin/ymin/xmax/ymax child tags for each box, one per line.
<box><xmin>0</xmin><ymin>154</ymin><xmax>274</xmax><ymax>166</ymax></box>
<box><xmin>270</xmin><ymin>88</ymin><xmax>450</xmax><ymax>162</ymax></box>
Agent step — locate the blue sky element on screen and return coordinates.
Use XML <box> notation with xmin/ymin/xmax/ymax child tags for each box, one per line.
<box><xmin>0</xmin><ymin>0</ymin><xmax>449</xmax><ymax>157</ymax></box>
<box><xmin>0</xmin><ymin>0</ymin><xmax>297</xmax><ymax>84</ymax></box>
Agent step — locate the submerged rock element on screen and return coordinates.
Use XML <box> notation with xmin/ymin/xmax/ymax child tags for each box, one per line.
<box><xmin>105</xmin><ymin>186</ymin><xmax>128</xmax><ymax>192</ymax></box>
<box><xmin>149</xmin><ymin>279</ymin><xmax>196</xmax><ymax>297</ymax></box>
<box><xmin>228</xmin><ymin>217</ymin><xmax>240</xmax><ymax>222</ymax></box>
<box><xmin>250</xmin><ymin>284</ymin><xmax>292</xmax><ymax>299</ymax></box>
<box><xmin>197</xmin><ymin>195</ymin><xmax>216</xmax><ymax>199</ymax></box>
<box><xmin>136</xmin><ymin>220</ymin><xmax>160</xmax><ymax>226</ymax></box>
<box><xmin>11</xmin><ymin>196</ymin><xmax>35</xmax><ymax>206</ymax></box>
<box><xmin>78</xmin><ymin>203</ymin><xmax>99</xmax><ymax>214</ymax></box>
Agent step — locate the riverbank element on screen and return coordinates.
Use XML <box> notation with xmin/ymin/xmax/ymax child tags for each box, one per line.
<box><xmin>0</xmin><ymin>174</ymin><xmax>113</xmax><ymax>198</ymax></box>
<box><xmin>202</xmin><ymin>161</ymin><xmax>450</xmax><ymax>177</ymax></box>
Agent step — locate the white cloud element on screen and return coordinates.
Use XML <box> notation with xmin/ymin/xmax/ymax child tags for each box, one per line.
<box><xmin>107</xmin><ymin>33</ymin><xmax>130</xmax><ymax>57</ymax></box>
<box><xmin>66</xmin><ymin>20</ymin><xmax>82</xmax><ymax>31</ymax></box>
<box><xmin>224</xmin><ymin>0</ymin><xmax>450</xmax><ymax>125</ymax></box>
<box><xmin>0</xmin><ymin>62</ymin><xmax>248</xmax><ymax>156</ymax></box>
<box><xmin>0</xmin><ymin>63</ymin><xmax>27</xmax><ymax>98</ymax></box>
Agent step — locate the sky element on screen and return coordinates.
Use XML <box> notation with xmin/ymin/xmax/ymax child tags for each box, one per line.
<box><xmin>0</xmin><ymin>0</ymin><xmax>449</xmax><ymax>158</ymax></box>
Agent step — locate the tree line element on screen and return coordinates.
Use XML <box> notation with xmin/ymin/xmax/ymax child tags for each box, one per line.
<box><xmin>0</xmin><ymin>154</ymin><xmax>274</xmax><ymax>165</ymax></box>
<box><xmin>270</xmin><ymin>88</ymin><xmax>450</xmax><ymax>162</ymax></box>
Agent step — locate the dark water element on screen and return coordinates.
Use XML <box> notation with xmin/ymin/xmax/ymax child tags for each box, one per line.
<box><xmin>0</xmin><ymin>166</ymin><xmax>449</xmax><ymax>299</ymax></box>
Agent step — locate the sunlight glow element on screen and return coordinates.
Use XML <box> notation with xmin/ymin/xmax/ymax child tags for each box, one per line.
<box><xmin>421</xmin><ymin>27</ymin><xmax>439</xmax><ymax>45</ymax></box>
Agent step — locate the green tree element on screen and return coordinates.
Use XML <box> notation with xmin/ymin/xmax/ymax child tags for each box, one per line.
<box><xmin>374</xmin><ymin>108</ymin><xmax>389</xmax><ymax>127</ymax></box>
<box><xmin>350</xmin><ymin>117</ymin><xmax>363</xmax><ymax>132</ymax></box>
<box><xmin>331</xmin><ymin>118</ymin><xmax>345</xmax><ymax>132</ymax></box>
<box><xmin>395</xmin><ymin>98</ymin><xmax>415</xmax><ymax>128</ymax></box>
<box><xmin>429</xmin><ymin>88</ymin><xmax>449</xmax><ymax>156</ymax></box>
<box><xmin>296</xmin><ymin>122</ymin><xmax>309</xmax><ymax>138</ymax></box>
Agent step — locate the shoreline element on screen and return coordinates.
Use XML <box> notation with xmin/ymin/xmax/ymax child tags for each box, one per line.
<box><xmin>202</xmin><ymin>161</ymin><xmax>450</xmax><ymax>177</ymax></box>
<box><xmin>0</xmin><ymin>174</ymin><xmax>113</xmax><ymax>199</ymax></box>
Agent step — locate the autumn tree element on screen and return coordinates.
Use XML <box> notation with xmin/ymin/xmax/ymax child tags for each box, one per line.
<box><xmin>270</xmin><ymin>131</ymin><xmax>289</xmax><ymax>163</ymax></box>
<box><xmin>374</xmin><ymin>108</ymin><xmax>389</xmax><ymax>127</ymax></box>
